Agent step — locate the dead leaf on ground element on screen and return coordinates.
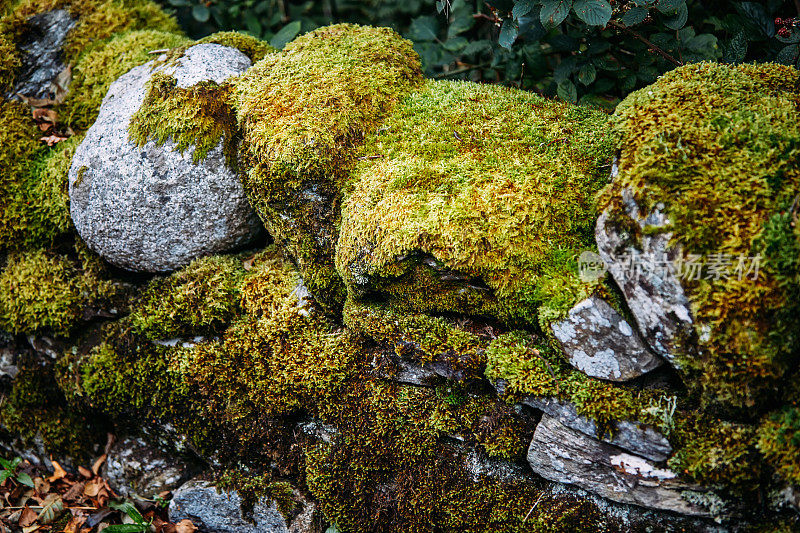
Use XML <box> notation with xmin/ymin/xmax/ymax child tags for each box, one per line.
<box><xmin>38</xmin><ymin>494</ymin><xmax>63</xmax><ymax>524</ymax></box>
<box><xmin>83</xmin><ymin>478</ymin><xmax>104</xmax><ymax>498</ymax></box>
<box><xmin>62</xmin><ymin>481</ymin><xmax>85</xmax><ymax>501</ymax></box>
<box><xmin>174</xmin><ymin>519</ymin><xmax>198</xmax><ymax>533</ymax></box>
<box><xmin>48</xmin><ymin>461</ymin><xmax>67</xmax><ymax>483</ymax></box>
<box><xmin>78</xmin><ymin>467</ymin><xmax>93</xmax><ymax>480</ymax></box>
<box><xmin>18</xmin><ymin>506</ymin><xmax>37</xmax><ymax>527</ymax></box>
<box><xmin>40</xmin><ymin>133</ymin><xmax>69</xmax><ymax>146</ymax></box>
<box><xmin>91</xmin><ymin>454</ymin><xmax>107</xmax><ymax>476</ymax></box>
<box><xmin>33</xmin><ymin>477</ymin><xmax>49</xmax><ymax>496</ymax></box>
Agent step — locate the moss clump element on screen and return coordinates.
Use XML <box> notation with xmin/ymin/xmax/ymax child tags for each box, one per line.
<box><xmin>605</xmin><ymin>62</ymin><xmax>800</xmax><ymax>411</ymax></box>
<box><xmin>128</xmin><ymin>72</ymin><xmax>239</xmax><ymax>167</ymax></box>
<box><xmin>2</xmin><ymin>134</ymin><xmax>81</xmax><ymax>249</ymax></box>
<box><xmin>0</xmin><ymin>98</ymin><xmax>45</xmax><ymax>249</ymax></box>
<box><xmin>0</xmin><ymin>33</ymin><xmax>19</xmax><ymax>92</ymax></box>
<box><xmin>63</xmin><ymin>29</ymin><xmax>190</xmax><ymax>130</ymax></box>
<box><xmin>336</xmin><ymin>80</ymin><xmax>614</xmax><ymax>329</ymax></box>
<box><xmin>157</xmin><ymin>31</ymin><xmax>274</xmax><ymax>66</ymax></box>
<box><xmin>343</xmin><ymin>298</ymin><xmax>487</xmax><ymax>379</ymax></box>
<box><xmin>236</xmin><ymin>23</ymin><xmax>424</xmax><ymax>311</ymax></box>
<box><xmin>667</xmin><ymin>412</ymin><xmax>761</xmax><ymax>497</ymax></box>
<box><xmin>757</xmin><ymin>406</ymin><xmax>800</xmax><ymax>487</ymax></box>
<box><xmin>305</xmin><ymin>379</ymin><xmax>603</xmax><ymax>533</ymax></box>
<box><xmin>0</xmin><ymin>361</ymin><xmax>105</xmax><ymax>460</ymax></box>
<box><xmin>0</xmin><ymin>247</ymin><xmax>113</xmax><ymax>336</ymax></box>
<box><xmin>130</xmin><ymin>254</ymin><xmax>247</xmax><ymax>340</ymax></box>
<box><xmin>485</xmin><ymin>331</ymin><xmax>663</xmax><ymax>434</ymax></box>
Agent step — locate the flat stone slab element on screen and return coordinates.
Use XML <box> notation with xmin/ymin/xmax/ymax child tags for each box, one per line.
<box><xmin>551</xmin><ymin>295</ymin><xmax>663</xmax><ymax>381</ymax></box>
<box><xmin>527</xmin><ymin>414</ymin><xmax>721</xmax><ymax>517</ymax></box>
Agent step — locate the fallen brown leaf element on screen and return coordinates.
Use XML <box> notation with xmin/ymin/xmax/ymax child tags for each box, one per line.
<box><xmin>174</xmin><ymin>519</ymin><xmax>197</xmax><ymax>533</ymax></box>
<box><xmin>21</xmin><ymin>525</ymin><xmax>40</xmax><ymax>533</ymax></box>
<box><xmin>40</xmin><ymin>133</ymin><xmax>68</xmax><ymax>146</ymax></box>
<box><xmin>18</xmin><ymin>506</ymin><xmax>37</xmax><ymax>527</ymax></box>
<box><xmin>83</xmin><ymin>478</ymin><xmax>103</xmax><ymax>498</ymax></box>
<box><xmin>32</xmin><ymin>108</ymin><xmax>57</xmax><ymax>124</ymax></box>
<box><xmin>48</xmin><ymin>461</ymin><xmax>67</xmax><ymax>483</ymax></box>
<box><xmin>78</xmin><ymin>467</ymin><xmax>92</xmax><ymax>480</ymax></box>
<box><xmin>91</xmin><ymin>455</ymin><xmax>106</xmax><ymax>477</ymax></box>
<box><xmin>33</xmin><ymin>478</ymin><xmax>49</xmax><ymax>496</ymax></box>
<box><xmin>62</xmin><ymin>482</ymin><xmax>84</xmax><ymax>502</ymax></box>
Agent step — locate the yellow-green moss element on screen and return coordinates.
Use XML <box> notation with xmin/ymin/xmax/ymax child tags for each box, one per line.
<box><xmin>337</xmin><ymin>80</ymin><xmax>614</xmax><ymax>329</ymax></box>
<box><xmin>128</xmin><ymin>72</ymin><xmax>239</xmax><ymax>167</ymax></box>
<box><xmin>343</xmin><ymin>298</ymin><xmax>487</xmax><ymax>379</ymax></box>
<box><xmin>667</xmin><ymin>412</ymin><xmax>761</xmax><ymax>496</ymax></box>
<box><xmin>0</xmin><ymin>33</ymin><xmax>18</xmax><ymax>92</ymax></box>
<box><xmin>485</xmin><ymin>331</ymin><xmax>662</xmax><ymax>434</ymax></box>
<box><xmin>605</xmin><ymin>62</ymin><xmax>800</xmax><ymax>411</ymax></box>
<box><xmin>0</xmin><ymin>247</ymin><xmax>113</xmax><ymax>336</ymax></box>
<box><xmin>63</xmin><ymin>29</ymin><xmax>190</xmax><ymax>130</ymax></box>
<box><xmin>757</xmin><ymin>406</ymin><xmax>800</xmax><ymax>487</ymax></box>
<box><xmin>235</xmin><ymin>23</ymin><xmax>424</xmax><ymax>311</ymax></box>
<box><xmin>2</xmin><ymin>134</ymin><xmax>81</xmax><ymax>249</ymax></box>
<box><xmin>0</xmin><ymin>98</ymin><xmax>45</xmax><ymax>249</ymax></box>
<box><xmin>305</xmin><ymin>379</ymin><xmax>603</xmax><ymax>533</ymax></box>
<box><xmin>130</xmin><ymin>254</ymin><xmax>247</xmax><ymax>340</ymax></box>
<box><xmin>0</xmin><ymin>362</ymin><xmax>105</xmax><ymax>460</ymax></box>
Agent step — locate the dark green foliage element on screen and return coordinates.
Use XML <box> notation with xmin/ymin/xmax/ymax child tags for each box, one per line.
<box><xmin>156</xmin><ymin>0</ymin><xmax>799</xmax><ymax>108</ymax></box>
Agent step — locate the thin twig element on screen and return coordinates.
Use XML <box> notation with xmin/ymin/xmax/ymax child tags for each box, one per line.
<box><xmin>609</xmin><ymin>21</ymin><xmax>683</xmax><ymax>67</ymax></box>
<box><xmin>434</xmin><ymin>63</ymin><xmax>491</xmax><ymax>79</ymax></box>
<box><xmin>523</xmin><ymin>492</ymin><xmax>546</xmax><ymax>523</ymax></box>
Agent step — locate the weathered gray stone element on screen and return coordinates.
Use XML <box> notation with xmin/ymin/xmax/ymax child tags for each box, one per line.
<box><xmin>595</xmin><ymin>165</ymin><xmax>696</xmax><ymax>366</ymax></box>
<box><xmin>551</xmin><ymin>295</ymin><xmax>663</xmax><ymax>381</ymax></box>
<box><xmin>527</xmin><ymin>415</ymin><xmax>722</xmax><ymax>517</ymax></box>
<box><xmin>8</xmin><ymin>10</ymin><xmax>74</xmax><ymax>100</ymax></box>
<box><xmin>492</xmin><ymin>379</ymin><xmax>672</xmax><ymax>462</ymax></box>
<box><xmin>104</xmin><ymin>436</ymin><xmax>199</xmax><ymax>498</ymax></box>
<box><xmin>169</xmin><ymin>479</ymin><xmax>289</xmax><ymax>533</ymax></box>
<box><xmin>169</xmin><ymin>478</ymin><xmax>318</xmax><ymax>533</ymax></box>
<box><xmin>68</xmin><ymin>44</ymin><xmax>262</xmax><ymax>272</ymax></box>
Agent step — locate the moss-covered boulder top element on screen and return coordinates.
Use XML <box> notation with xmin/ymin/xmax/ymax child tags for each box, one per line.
<box><xmin>1</xmin><ymin>1</ymin><xmax>799</xmax><ymax>530</ymax></box>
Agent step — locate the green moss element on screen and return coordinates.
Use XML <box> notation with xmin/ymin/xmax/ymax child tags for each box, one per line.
<box><xmin>757</xmin><ymin>406</ymin><xmax>800</xmax><ymax>487</ymax></box>
<box><xmin>305</xmin><ymin>379</ymin><xmax>604</xmax><ymax>533</ymax></box>
<box><xmin>64</xmin><ymin>29</ymin><xmax>190</xmax><ymax>131</ymax></box>
<box><xmin>605</xmin><ymin>62</ymin><xmax>800</xmax><ymax>411</ymax></box>
<box><xmin>485</xmin><ymin>331</ymin><xmax>660</xmax><ymax>434</ymax></box>
<box><xmin>336</xmin><ymin>80</ymin><xmax>614</xmax><ymax>329</ymax></box>
<box><xmin>0</xmin><ymin>246</ymin><xmax>114</xmax><ymax>336</ymax></box>
<box><xmin>217</xmin><ymin>471</ymin><xmax>300</xmax><ymax>519</ymax></box>
<box><xmin>0</xmin><ymin>361</ymin><xmax>105</xmax><ymax>460</ymax></box>
<box><xmin>0</xmin><ymin>33</ymin><xmax>18</xmax><ymax>93</ymax></box>
<box><xmin>235</xmin><ymin>23</ymin><xmax>424</xmax><ymax>311</ymax></box>
<box><xmin>668</xmin><ymin>412</ymin><xmax>761</xmax><ymax>496</ymax></box>
<box><xmin>130</xmin><ymin>254</ymin><xmax>247</xmax><ymax>340</ymax></box>
<box><xmin>2</xmin><ymin>134</ymin><xmax>81</xmax><ymax>249</ymax></box>
<box><xmin>343</xmin><ymin>298</ymin><xmax>487</xmax><ymax>378</ymax></box>
<box><xmin>0</xmin><ymin>98</ymin><xmax>45</xmax><ymax>249</ymax></box>
<box><xmin>128</xmin><ymin>72</ymin><xmax>239</xmax><ymax>167</ymax></box>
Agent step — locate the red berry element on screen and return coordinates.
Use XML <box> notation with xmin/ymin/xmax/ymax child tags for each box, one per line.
<box><xmin>776</xmin><ymin>17</ymin><xmax>783</xmax><ymax>25</ymax></box>
<box><xmin>779</xmin><ymin>27</ymin><xmax>790</xmax><ymax>37</ymax></box>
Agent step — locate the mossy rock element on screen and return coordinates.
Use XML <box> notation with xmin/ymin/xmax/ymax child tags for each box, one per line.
<box><xmin>599</xmin><ymin>62</ymin><xmax>800</xmax><ymax>412</ymax></box>
<box><xmin>0</xmin><ymin>245</ymin><xmax>114</xmax><ymax>336</ymax></box>
<box><xmin>336</xmin><ymin>79</ymin><xmax>614</xmax><ymax>330</ymax></box>
<box><xmin>235</xmin><ymin>23</ymin><xmax>424</xmax><ymax>313</ymax></box>
<box><xmin>63</xmin><ymin>29</ymin><xmax>190</xmax><ymax>131</ymax></box>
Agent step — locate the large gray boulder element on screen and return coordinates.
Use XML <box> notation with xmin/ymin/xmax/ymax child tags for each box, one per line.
<box><xmin>551</xmin><ymin>295</ymin><xmax>663</xmax><ymax>381</ymax></box>
<box><xmin>68</xmin><ymin>44</ymin><xmax>262</xmax><ymax>272</ymax></box>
